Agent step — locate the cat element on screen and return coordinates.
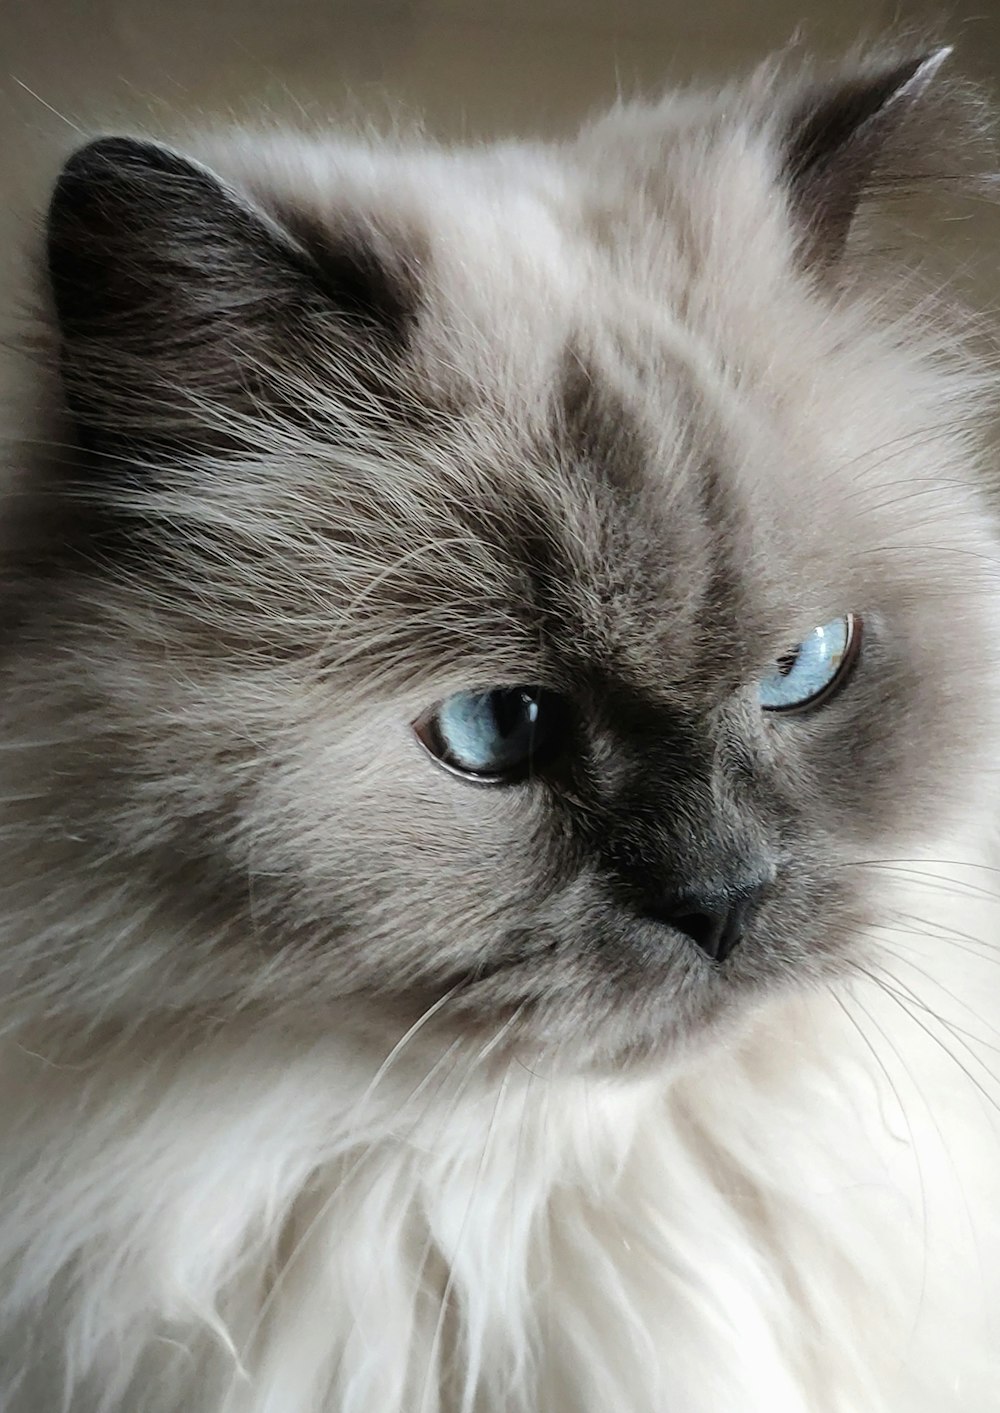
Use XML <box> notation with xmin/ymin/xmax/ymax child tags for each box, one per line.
<box><xmin>0</xmin><ymin>39</ymin><xmax>999</xmax><ymax>1413</ymax></box>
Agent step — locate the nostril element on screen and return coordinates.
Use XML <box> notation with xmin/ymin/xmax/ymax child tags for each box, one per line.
<box><xmin>670</xmin><ymin>909</ymin><xmax>741</xmax><ymax>963</ymax></box>
<box><xmin>637</xmin><ymin>877</ymin><xmax>769</xmax><ymax>964</ymax></box>
<box><xmin>672</xmin><ymin>911</ymin><xmax>724</xmax><ymax>954</ymax></box>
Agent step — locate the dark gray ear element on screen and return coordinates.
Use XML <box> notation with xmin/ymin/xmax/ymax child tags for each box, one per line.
<box><xmin>47</xmin><ymin>137</ymin><xmax>414</xmax><ymax>459</ymax></box>
<box><xmin>782</xmin><ymin>48</ymin><xmax>955</xmax><ymax>265</ymax></box>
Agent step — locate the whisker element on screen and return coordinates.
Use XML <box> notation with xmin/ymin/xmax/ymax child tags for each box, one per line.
<box><xmin>405</xmin><ymin>1005</ymin><xmax>527</xmax><ymax>1409</ymax></box>
<box><xmin>10</xmin><ymin>76</ymin><xmax>85</xmax><ymax>133</ymax></box>
<box><xmin>832</xmin><ymin>984</ymin><xmax>930</xmax><ymax>1312</ymax></box>
<box><xmin>870</xmin><ymin>951</ymin><xmax>1000</xmax><ymax>1059</ymax></box>
<box><xmin>230</xmin><ymin>986</ymin><xmax>473</xmax><ymax>1387</ymax></box>
<box><xmin>869</xmin><ymin>913</ymin><xmax>1000</xmax><ymax>962</ymax></box>
<box><xmin>854</xmin><ymin>963</ymin><xmax>1000</xmax><ymax>1120</ymax></box>
<box><xmin>844</xmin><ymin>859</ymin><xmax>1000</xmax><ymax>905</ymax></box>
<box><xmin>438</xmin><ymin>1059</ymin><xmax>515</xmax><ymax>1413</ymax></box>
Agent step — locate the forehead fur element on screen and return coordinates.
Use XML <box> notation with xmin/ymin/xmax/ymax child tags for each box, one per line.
<box><xmin>166</xmin><ymin>70</ymin><xmax>991</xmax><ymax>705</ymax></box>
<box><xmin>38</xmin><ymin>48</ymin><xmax>997</xmax><ymax>740</ymax></box>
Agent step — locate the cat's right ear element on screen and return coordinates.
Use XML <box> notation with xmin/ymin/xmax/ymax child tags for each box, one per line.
<box><xmin>47</xmin><ymin>136</ymin><xmax>416</xmax><ymax>460</ymax></box>
<box><xmin>779</xmin><ymin>47</ymin><xmax>983</xmax><ymax>267</ymax></box>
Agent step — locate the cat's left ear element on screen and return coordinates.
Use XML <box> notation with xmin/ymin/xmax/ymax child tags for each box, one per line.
<box><xmin>46</xmin><ymin>136</ymin><xmax>416</xmax><ymax>461</ymax></box>
<box><xmin>780</xmin><ymin>47</ymin><xmax>962</xmax><ymax>265</ymax></box>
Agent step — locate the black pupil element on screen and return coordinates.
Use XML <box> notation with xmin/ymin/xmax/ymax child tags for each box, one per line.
<box><xmin>425</xmin><ymin>685</ymin><xmax>565</xmax><ymax>782</ymax></box>
<box><xmin>492</xmin><ymin>689</ymin><xmax>538</xmax><ymax>741</ymax></box>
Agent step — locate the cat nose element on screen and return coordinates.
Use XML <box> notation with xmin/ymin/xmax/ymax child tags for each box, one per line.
<box><xmin>642</xmin><ymin>876</ymin><xmax>770</xmax><ymax>963</ymax></box>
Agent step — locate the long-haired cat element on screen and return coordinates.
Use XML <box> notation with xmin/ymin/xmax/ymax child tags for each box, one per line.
<box><xmin>1</xmin><ymin>41</ymin><xmax>998</xmax><ymax>1413</ymax></box>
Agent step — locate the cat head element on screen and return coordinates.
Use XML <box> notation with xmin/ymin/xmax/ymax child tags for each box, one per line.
<box><xmin>27</xmin><ymin>47</ymin><xmax>1000</xmax><ymax>1069</ymax></box>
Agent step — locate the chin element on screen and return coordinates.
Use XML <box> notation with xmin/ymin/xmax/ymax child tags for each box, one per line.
<box><xmin>4</xmin><ymin>848</ymin><xmax>998</xmax><ymax>1413</ymax></box>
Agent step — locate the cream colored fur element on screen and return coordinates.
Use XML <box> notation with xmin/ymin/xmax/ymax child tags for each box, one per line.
<box><xmin>3</xmin><ymin>851</ymin><xmax>999</xmax><ymax>1412</ymax></box>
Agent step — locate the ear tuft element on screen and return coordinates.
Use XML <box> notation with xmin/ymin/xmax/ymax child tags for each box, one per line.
<box><xmin>46</xmin><ymin>136</ymin><xmax>417</xmax><ymax>460</ymax></box>
<box><xmin>780</xmin><ymin>46</ymin><xmax>983</xmax><ymax>265</ymax></box>
<box><xmin>48</xmin><ymin>137</ymin><xmax>293</xmax><ymax>340</ymax></box>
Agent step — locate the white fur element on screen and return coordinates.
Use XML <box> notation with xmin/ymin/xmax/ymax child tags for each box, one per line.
<box><xmin>2</xmin><ymin>838</ymin><xmax>998</xmax><ymax>1412</ymax></box>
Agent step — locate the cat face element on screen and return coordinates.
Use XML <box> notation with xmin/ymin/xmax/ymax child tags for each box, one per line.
<box><xmin>32</xmin><ymin>51</ymin><xmax>1000</xmax><ymax>1069</ymax></box>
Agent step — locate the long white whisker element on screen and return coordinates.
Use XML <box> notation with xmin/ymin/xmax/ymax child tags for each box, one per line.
<box><xmin>873</xmin><ymin>942</ymin><xmax>1000</xmax><ymax>1050</ymax></box>
<box><xmin>230</xmin><ymin>987</ymin><xmax>470</xmax><ymax>1387</ymax></box>
<box><xmin>832</xmin><ymin>983</ymin><xmax>930</xmax><ymax>1318</ymax></box>
<box><xmin>855</xmin><ymin>963</ymin><xmax>1000</xmax><ymax>1120</ymax></box>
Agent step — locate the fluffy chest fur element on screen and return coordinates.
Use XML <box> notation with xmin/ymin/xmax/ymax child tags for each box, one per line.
<box><xmin>2</xmin><ymin>42</ymin><xmax>1000</xmax><ymax>1413</ymax></box>
<box><xmin>4</xmin><ymin>854</ymin><xmax>999</xmax><ymax>1413</ymax></box>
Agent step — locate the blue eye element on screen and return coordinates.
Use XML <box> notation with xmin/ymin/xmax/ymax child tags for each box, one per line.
<box><xmin>757</xmin><ymin>614</ymin><xmax>862</xmax><ymax>714</ymax></box>
<box><xmin>413</xmin><ymin>687</ymin><xmax>566</xmax><ymax>783</ymax></box>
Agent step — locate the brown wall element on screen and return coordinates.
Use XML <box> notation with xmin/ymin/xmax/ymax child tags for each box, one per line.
<box><xmin>4</xmin><ymin>1</ymin><xmax>999</xmax><ymax>185</ymax></box>
<box><xmin>2</xmin><ymin>1</ymin><xmax>998</xmax><ymax>350</ymax></box>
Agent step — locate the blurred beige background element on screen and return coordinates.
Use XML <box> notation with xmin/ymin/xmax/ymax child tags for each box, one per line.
<box><xmin>4</xmin><ymin>0</ymin><xmax>1000</xmax><ymax>191</ymax></box>
<box><xmin>1</xmin><ymin>0</ymin><xmax>999</xmax><ymax>331</ymax></box>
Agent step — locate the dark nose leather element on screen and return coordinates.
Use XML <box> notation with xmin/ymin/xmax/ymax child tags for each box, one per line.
<box><xmin>643</xmin><ymin>878</ymin><xmax>769</xmax><ymax>963</ymax></box>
